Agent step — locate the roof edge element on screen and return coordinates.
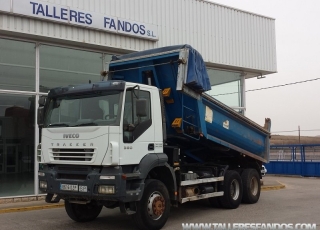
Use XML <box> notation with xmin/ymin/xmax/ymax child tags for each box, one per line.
<box><xmin>200</xmin><ymin>0</ymin><xmax>276</xmax><ymax>20</ymax></box>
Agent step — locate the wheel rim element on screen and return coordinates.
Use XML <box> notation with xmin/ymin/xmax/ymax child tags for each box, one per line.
<box><xmin>147</xmin><ymin>191</ymin><xmax>165</xmax><ymax>220</ymax></box>
<box><xmin>230</xmin><ymin>179</ymin><xmax>240</xmax><ymax>200</ymax></box>
<box><xmin>250</xmin><ymin>176</ymin><xmax>259</xmax><ymax>196</ymax></box>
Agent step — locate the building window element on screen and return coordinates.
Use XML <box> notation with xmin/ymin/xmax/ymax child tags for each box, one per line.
<box><xmin>39</xmin><ymin>45</ymin><xmax>109</xmax><ymax>93</ymax></box>
<box><xmin>0</xmin><ymin>94</ymin><xmax>35</xmax><ymax>197</ymax></box>
<box><xmin>0</xmin><ymin>38</ymin><xmax>35</xmax><ymax>92</ymax></box>
<box><xmin>0</xmin><ymin>38</ymin><xmax>115</xmax><ymax>198</ymax></box>
<box><xmin>206</xmin><ymin>68</ymin><xmax>243</xmax><ymax>113</ymax></box>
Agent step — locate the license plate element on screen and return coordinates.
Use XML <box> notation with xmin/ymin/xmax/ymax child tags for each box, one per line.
<box><xmin>79</xmin><ymin>185</ymin><xmax>87</xmax><ymax>192</ymax></box>
<box><xmin>60</xmin><ymin>184</ymin><xmax>78</xmax><ymax>191</ymax></box>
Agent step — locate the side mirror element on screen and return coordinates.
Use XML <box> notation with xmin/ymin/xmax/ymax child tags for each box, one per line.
<box><xmin>38</xmin><ymin>96</ymin><xmax>47</xmax><ymax>127</ymax></box>
<box><xmin>37</xmin><ymin>107</ymin><xmax>44</xmax><ymax>127</ymax></box>
<box><xmin>38</xmin><ymin>96</ymin><xmax>46</xmax><ymax>106</ymax></box>
<box><xmin>136</xmin><ymin>99</ymin><xmax>147</xmax><ymax>117</ymax></box>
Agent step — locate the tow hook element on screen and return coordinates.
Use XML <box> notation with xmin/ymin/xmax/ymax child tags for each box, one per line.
<box><xmin>45</xmin><ymin>193</ymin><xmax>61</xmax><ymax>203</ymax></box>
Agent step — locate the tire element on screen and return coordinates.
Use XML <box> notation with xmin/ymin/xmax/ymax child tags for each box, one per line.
<box><xmin>65</xmin><ymin>200</ymin><xmax>103</xmax><ymax>222</ymax></box>
<box><xmin>218</xmin><ymin>170</ymin><xmax>243</xmax><ymax>209</ymax></box>
<box><xmin>132</xmin><ymin>179</ymin><xmax>170</xmax><ymax>230</ymax></box>
<box><xmin>241</xmin><ymin>168</ymin><xmax>261</xmax><ymax>204</ymax></box>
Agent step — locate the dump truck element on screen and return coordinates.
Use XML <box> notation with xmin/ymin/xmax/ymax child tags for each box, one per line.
<box><xmin>37</xmin><ymin>45</ymin><xmax>271</xmax><ymax>230</ymax></box>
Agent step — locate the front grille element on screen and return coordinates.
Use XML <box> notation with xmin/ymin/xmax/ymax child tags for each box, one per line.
<box><xmin>50</xmin><ymin>148</ymin><xmax>96</xmax><ymax>162</ymax></box>
<box><xmin>58</xmin><ymin>166</ymin><xmax>89</xmax><ymax>172</ymax></box>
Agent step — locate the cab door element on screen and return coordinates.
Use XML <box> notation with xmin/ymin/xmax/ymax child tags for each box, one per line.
<box><xmin>120</xmin><ymin>88</ymin><xmax>154</xmax><ymax>165</ymax></box>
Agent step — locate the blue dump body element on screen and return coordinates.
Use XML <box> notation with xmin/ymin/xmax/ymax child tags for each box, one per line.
<box><xmin>109</xmin><ymin>45</ymin><xmax>270</xmax><ymax>163</ymax></box>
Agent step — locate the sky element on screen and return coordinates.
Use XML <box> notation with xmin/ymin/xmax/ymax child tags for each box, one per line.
<box><xmin>210</xmin><ymin>0</ymin><xmax>320</xmax><ymax>137</ymax></box>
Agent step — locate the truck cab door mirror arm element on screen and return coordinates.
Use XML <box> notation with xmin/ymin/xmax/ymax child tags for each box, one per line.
<box><xmin>37</xmin><ymin>96</ymin><xmax>47</xmax><ymax>127</ymax></box>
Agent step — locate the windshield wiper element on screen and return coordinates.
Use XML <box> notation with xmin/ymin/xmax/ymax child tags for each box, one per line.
<box><xmin>73</xmin><ymin>122</ymin><xmax>98</xmax><ymax>127</ymax></box>
<box><xmin>48</xmin><ymin>123</ymin><xmax>69</xmax><ymax>127</ymax></box>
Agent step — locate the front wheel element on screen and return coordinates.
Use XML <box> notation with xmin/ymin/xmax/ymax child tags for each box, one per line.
<box><xmin>241</xmin><ymin>168</ymin><xmax>261</xmax><ymax>204</ymax></box>
<box><xmin>132</xmin><ymin>179</ymin><xmax>170</xmax><ymax>230</ymax></box>
<box><xmin>65</xmin><ymin>200</ymin><xmax>103</xmax><ymax>222</ymax></box>
<box><xmin>218</xmin><ymin>170</ymin><xmax>243</xmax><ymax>209</ymax></box>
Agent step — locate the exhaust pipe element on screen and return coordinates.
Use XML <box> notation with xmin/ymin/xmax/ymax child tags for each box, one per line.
<box><xmin>185</xmin><ymin>186</ymin><xmax>200</xmax><ymax>197</ymax></box>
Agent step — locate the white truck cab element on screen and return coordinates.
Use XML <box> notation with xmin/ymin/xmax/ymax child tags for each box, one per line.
<box><xmin>39</xmin><ymin>81</ymin><xmax>164</xmax><ymax>167</ymax></box>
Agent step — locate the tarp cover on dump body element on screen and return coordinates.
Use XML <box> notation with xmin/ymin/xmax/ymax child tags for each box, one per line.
<box><xmin>112</xmin><ymin>45</ymin><xmax>211</xmax><ymax>92</ymax></box>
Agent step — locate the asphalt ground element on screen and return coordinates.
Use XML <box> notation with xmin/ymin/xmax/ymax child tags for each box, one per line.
<box><xmin>0</xmin><ymin>175</ymin><xmax>285</xmax><ymax>214</ymax></box>
<box><xmin>1</xmin><ymin>175</ymin><xmax>320</xmax><ymax>230</ymax></box>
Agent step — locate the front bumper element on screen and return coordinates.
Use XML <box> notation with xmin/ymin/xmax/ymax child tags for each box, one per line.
<box><xmin>38</xmin><ymin>164</ymin><xmax>144</xmax><ymax>203</ymax></box>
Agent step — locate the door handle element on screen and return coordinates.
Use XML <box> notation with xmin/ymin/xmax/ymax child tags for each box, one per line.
<box><xmin>148</xmin><ymin>144</ymin><xmax>154</xmax><ymax>151</ymax></box>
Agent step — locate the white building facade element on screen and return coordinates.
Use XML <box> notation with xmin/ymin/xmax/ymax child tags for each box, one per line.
<box><xmin>0</xmin><ymin>0</ymin><xmax>276</xmax><ymax>198</ymax></box>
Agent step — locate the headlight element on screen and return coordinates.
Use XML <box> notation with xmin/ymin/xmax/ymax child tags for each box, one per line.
<box><xmin>98</xmin><ymin>185</ymin><xmax>115</xmax><ymax>194</ymax></box>
<box><xmin>38</xmin><ymin>172</ymin><xmax>45</xmax><ymax>177</ymax></box>
<box><xmin>39</xmin><ymin>180</ymin><xmax>47</xmax><ymax>189</ymax></box>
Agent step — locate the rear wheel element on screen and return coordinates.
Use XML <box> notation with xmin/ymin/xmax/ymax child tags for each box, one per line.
<box><xmin>241</xmin><ymin>168</ymin><xmax>261</xmax><ymax>204</ymax></box>
<box><xmin>65</xmin><ymin>200</ymin><xmax>103</xmax><ymax>222</ymax></box>
<box><xmin>218</xmin><ymin>170</ymin><xmax>243</xmax><ymax>209</ymax></box>
<box><xmin>132</xmin><ymin>179</ymin><xmax>170</xmax><ymax>230</ymax></box>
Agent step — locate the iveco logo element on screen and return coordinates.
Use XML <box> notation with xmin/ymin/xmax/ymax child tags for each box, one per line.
<box><xmin>63</xmin><ymin>134</ymin><xmax>80</xmax><ymax>138</ymax></box>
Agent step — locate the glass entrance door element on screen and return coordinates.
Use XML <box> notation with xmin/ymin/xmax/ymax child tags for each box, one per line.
<box><xmin>5</xmin><ymin>145</ymin><xmax>18</xmax><ymax>174</ymax></box>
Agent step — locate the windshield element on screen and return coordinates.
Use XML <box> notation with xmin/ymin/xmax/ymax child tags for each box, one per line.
<box><xmin>43</xmin><ymin>91</ymin><xmax>122</xmax><ymax>127</ymax></box>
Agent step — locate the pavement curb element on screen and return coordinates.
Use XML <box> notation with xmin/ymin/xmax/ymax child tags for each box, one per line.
<box><xmin>261</xmin><ymin>181</ymin><xmax>285</xmax><ymax>191</ymax></box>
<box><xmin>0</xmin><ymin>203</ymin><xmax>64</xmax><ymax>214</ymax></box>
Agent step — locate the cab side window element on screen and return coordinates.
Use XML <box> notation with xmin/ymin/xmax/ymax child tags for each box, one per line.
<box><xmin>123</xmin><ymin>90</ymin><xmax>151</xmax><ymax>143</ymax></box>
